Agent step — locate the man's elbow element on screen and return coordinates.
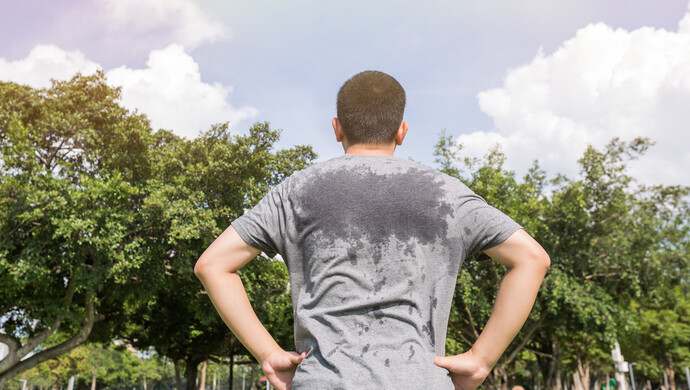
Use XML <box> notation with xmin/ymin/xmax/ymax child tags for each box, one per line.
<box><xmin>515</xmin><ymin>238</ymin><xmax>550</xmax><ymax>273</ymax></box>
<box><xmin>533</xmin><ymin>246</ymin><xmax>551</xmax><ymax>272</ymax></box>
<box><xmin>194</xmin><ymin>251</ymin><xmax>243</xmax><ymax>277</ymax></box>
<box><xmin>194</xmin><ymin>255</ymin><xmax>211</xmax><ymax>278</ymax></box>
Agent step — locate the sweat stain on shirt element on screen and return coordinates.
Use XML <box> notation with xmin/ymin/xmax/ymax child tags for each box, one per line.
<box><xmin>231</xmin><ymin>154</ymin><xmax>522</xmax><ymax>389</ymax></box>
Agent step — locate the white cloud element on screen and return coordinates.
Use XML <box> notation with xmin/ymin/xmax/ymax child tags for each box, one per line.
<box><xmin>458</xmin><ymin>9</ymin><xmax>690</xmax><ymax>186</ymax></box>
<box><xmin>95</xmin><ymin>0</ymin><xmax>228</xmax><ymax>50</ymax></box>
<box><xmin>0</xmin><ymin>45</ymin><xmax>256</xmax><ymax>138</ymax></box>
<box><xmin>0</xmin><ymin>45</ymin><xmax>99</xmax><ymax>89</ymax></box>
<box><xmin>108</xmin><ymin>44</ymin><xmax>257</xmax><ymax>138</ymax></box>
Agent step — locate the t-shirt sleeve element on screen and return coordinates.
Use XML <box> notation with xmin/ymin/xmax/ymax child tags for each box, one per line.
<box><xmin>230</xmin><ymin>183</ymin><xmax>286</xmax><ymax>258</ymax></box>
<box><xmin>458</xmin><ymin>194</ymin><xmax>523</xmax><ymax>257</ymax></box>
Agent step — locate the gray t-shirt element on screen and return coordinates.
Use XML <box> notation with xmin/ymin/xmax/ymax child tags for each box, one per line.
<box><xmin>232</xmin><ymin>154</ymin><xmax>521</xmax><ymax>389</ymax></box>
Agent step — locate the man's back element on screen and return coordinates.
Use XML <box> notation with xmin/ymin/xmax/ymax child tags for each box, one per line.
<box><xmin>232</xmin><ymin>154</ymin><xmax>521</xmax><ymax>389</ymax></box>
<box><xmin>197</xmin><ymin>70</ymin><xmax>549</xmax><ymax>390</ymax></box>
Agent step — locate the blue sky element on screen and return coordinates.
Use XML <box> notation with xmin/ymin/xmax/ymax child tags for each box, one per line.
<box><xmin>1</xmin><ymin>0</ymin><xmax>689</xmax><ymax>185</ymax></box>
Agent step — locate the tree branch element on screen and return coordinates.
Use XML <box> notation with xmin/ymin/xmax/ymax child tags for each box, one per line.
<box><xmin>0</xmin><ymin>292</ymin><xmax>99</xmax><ymax>382</ymax></box>
<box><xmin>233</xmin><ymin>360</ymin><xmax>258</xmax><ymax>366</ymax></box>
<box><xmin>45</xmin><ymin>137</ymin><xmax>68</xmax><ymax>170</ymax></box>
<box><xmin>450</xmin><ymin>321</ymin><xmax>479</xmax><ymax>347</ymax></box>
<box><xmin>0</xmin><ymin>279</ymin><xmax>76</xmax><ymax>374</ymax></box>
<box><xmin>525</xmin><ymin>347</ymin><xmax>556</xmax><ymax>360</ymax></box>
<box><xmin>455</xmin><ymin>331</ymin><xmax>475</xmax><ymax>349</ymax></box>
<box><xmin>583</xmin><ymin>272</ymin><xmax>619</xmax><ymax>280</ymax></box>
<box><xmin>33</xmin><ymin>149</ymin><xmax>50</xmax><ymax>169</ymax></box>
<box><xmin>15</xmin><ymin>278</ymin><xmax>76</xmax><ymax>358</ymax></box>
<box><xmin>0</xmin><ymin>333</ymin><xmax>20</xmax><ymax>357</ymax></box>
<box><xmin>462</xmin><ymin>301</ymin><xmax>481</xmax><ymax>339</ymax></box>
<box><xmin>0</xmin><ymin>333</ymin><xmax>22</xmax><ymax>372</ymax></box>
<box><xmin>501</xmin><ymin>311</ymin><xmax>547</xmax><ymax>366</ymax></box>
<box><xmin>125</xmin><ymin>222</ymin><xmax>154</xmax><ymax>237</ymax></box>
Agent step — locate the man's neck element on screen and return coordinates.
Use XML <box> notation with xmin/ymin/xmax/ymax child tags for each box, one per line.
<box><xmin>343</xmin><ymin>143</ymin><xmax>396</xmax><ymax>156</ymax></box>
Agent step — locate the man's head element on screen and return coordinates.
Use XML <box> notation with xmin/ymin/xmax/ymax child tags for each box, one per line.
<box><xmin>335</xmin><ymin>70</ymin><xmax>406</xmax><ymax>146</ymax></box>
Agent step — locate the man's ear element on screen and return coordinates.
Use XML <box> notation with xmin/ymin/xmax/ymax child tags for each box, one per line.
<box><xmin>394</xmin><ymin>121</ymin><xmax>408</xmax><ymax>146</ymax></box>
<box><xmin>333</xmin><ymin>118</ymin><xmax>344</xmax><ymax>142</ymax></box>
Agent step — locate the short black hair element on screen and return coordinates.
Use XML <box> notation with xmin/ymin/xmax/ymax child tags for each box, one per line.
<box><xmin>336</xmin><ymin>70</ymin><xmax>406</xmax><ymax>145</ymax></box>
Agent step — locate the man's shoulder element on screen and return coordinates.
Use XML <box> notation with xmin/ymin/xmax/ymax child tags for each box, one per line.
<box><xmin>292</xmin><ymin>154</ymin><xmax>446</xmax><ymax>176</ymax></box>
<box><xmin>280</xmin><ymin>154</ymin><xmax>473</xmax><ymax>195</ymax></box>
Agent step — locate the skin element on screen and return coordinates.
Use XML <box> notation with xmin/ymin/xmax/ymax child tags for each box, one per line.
<box><xmin>194</xmin><ymin>118</ymin><xmax>550</xmax><ymax>390</ymax></box>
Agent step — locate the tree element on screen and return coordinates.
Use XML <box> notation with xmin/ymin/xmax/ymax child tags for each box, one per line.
<box><xmin>0</xmin><ymin>72</ymin><xmax>155</xmax><ymax>388</ymax></box>
<box><xmin>536</xmin><ymin>138</ymin><xmax>688</xmax><ymax>390</ymax></box>
<box><xmin>121</xmin><ymin>122</ymin><xmax>315</xmax><ymax>390</ymax></box>
<box><xmin>435</xmin><ymin>132</ymin><xmax>689</xmax><ymax>390</ymax></box>
<box><xmin>436</xmin><ymin>132</ymin><xmax>552</xmax><ymax>389</ymax></box>
<box><xmin>623</xmin><ymin>288</ymin><xmax>690</xmax><ymax>390</ymax></box>
<box><xmin>0</xmin><ymin>71</ymin><xmax>315</xmax><ymax>390</ymax></box>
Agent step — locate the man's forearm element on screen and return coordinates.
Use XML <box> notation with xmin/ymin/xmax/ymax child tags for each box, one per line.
<box><xmin>470</xmin><ymin>261</ymin><xmax>547</xmax><ymax>369</ymax></box>
<box><xmin>196</xmin><ymin>269</ymin><xmax>281</xmax><ymax>363</ymax></box>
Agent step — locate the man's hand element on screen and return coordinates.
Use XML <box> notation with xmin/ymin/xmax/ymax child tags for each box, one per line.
<box><xmin>195</xmin><ymin>226</ymin><xmax>291</xmax><ymax>378</ymax></box>
<box><xmin>434</xmin><ymin>350</ymin><xmax>491</xmax><ymax>390</ymax></box>
<box><xmin>434</xmin><ymin>229</ymin><xmax>549</xmax><ymax>390</ymax></box>
<box><xmin>261</xmin><ymin>349</ymin><xmax>307</xmax><ymax>390</ymax></box>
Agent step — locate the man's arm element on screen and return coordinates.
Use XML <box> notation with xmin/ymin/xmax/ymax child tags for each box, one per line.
<box><xmin>194</xmin><ymin>225</ymin><xmax>304</xmax><ymax>390</ymax></box>
<box><xmin>435</xmin><ymin>229</ymin><xmax>550</xmax><ymax>390</ymax></box>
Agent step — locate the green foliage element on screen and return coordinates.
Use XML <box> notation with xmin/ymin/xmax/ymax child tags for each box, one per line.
<box><xmin>624</xmin><ymin>287</ymin><xmax>690</xmax><ymax>379</ymax></box>
<box><xmin>1</xmin><ymin>72</ymin><xmax>157</xmax><ymax>385</ymax></box>
<box><xmin>435</xmin><ymin>133</ymin><xmax>689</xmax><ymax>388</ymax></box>
<box><xmin>121</xmin><ymin>121</ymin><xmax>315</xmax><ymax>388</ymax></box>
<box><xmin>2</xmin><ymin>69</ymin><xmax>687</xmax><ymax>390</ymax></box>
<box><xmin>3</xmin><ymin>342</ymin><xmax>172</xmax><ymax>390</ymax></box>
<box><xmin>0</xmin><ymin>72</ymin><xmax>314</xmax><ymax>388</ymax></box>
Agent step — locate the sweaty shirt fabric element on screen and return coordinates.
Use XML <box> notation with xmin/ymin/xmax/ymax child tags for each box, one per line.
<box><xmin>231</xmin><ymin>154</ymin><xmax>522</xmax><ymax>390</ymax></box>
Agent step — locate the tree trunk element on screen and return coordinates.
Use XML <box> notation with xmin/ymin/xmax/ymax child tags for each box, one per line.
<box><xmin>545</xmin><ymin>359</ymin><xmax>556</xmax><ymax>389</ymax></box>
<box><xmin>174</xmin><ymin>360</ymin><xmax>183</xmax><ymax>390</ymax></box>
<box><xmin>143</xmin><ymin>372</ymin><xmax>147</xmax><ymax>390</ymax></box>
<box><xmin>554</xmin><ymin>370</ymin><xmax>563</xmax><ymax>390</ymax></box>
<box><xmin>229</xmin><ymin>355</ymin><xmax>234</xmax><ymax>390</ymax></box>
<box><xmin>90</xmin><ymin>369</ymin><xmax>97</xmax><ymax>390</ymax></box>
<box><xmin>606</xmin><ymin>373</ymin><xmax>610</xmax><ymax>390</ymax></box>
<box><xmin>574</xmin><ymin>352</ymin><xmax>590</xmax><ymax>390</ymax></box>
<box><xmin>483</xmin><ymin>364</ymin><xmax>508</xmax><ymax>390</ymax></box>
<box><xmin>485</xmin><ymin>369</ymin><xmax>498</xmax><ymax>389</ymax></box>
<box><xmin>185</xmin><ymin>359</ymin><xmax>200</xmax><ymax>390</ymax></box>
<box><xmin>665</xmin><ymin>354</ymin><xmax>676</xmax><ymax>390</ymax></box>
<box><xmin>199</xmin><ymin>361</ymin><xmax>207</xmax><ymax>390</ymax></box>
<box><xmin>249</xmin><ymin>366</ymin><xmax>258</xmax><ymax>390</ymax></box>
<box><xmin>537</xmin><ymin>339</ymin><xmax>560</xmax><ymax>390</ymax></box>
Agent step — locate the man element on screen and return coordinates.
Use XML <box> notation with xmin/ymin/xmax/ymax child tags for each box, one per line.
<box><xmin>194</xmin><ymin>70</ymin><xmax>550</xmax><ymax>390</ymax></box>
